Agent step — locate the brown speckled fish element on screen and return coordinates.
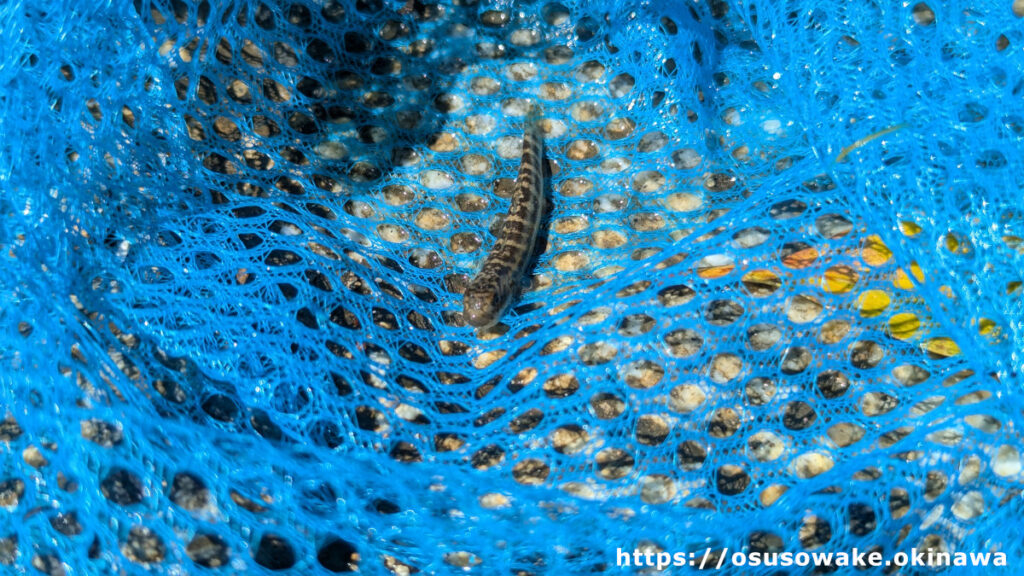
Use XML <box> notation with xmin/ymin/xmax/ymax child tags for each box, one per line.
<box><xmin>462</xmin><ymin>106</ymin><xmax>545</xmax><ymax>328</ymax></box>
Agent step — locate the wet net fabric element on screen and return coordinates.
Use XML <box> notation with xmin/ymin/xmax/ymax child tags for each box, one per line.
<box><xmin>1</xmin><ymin>0</ymin><xmax>1023</xmax><ymax>573</ymax></box>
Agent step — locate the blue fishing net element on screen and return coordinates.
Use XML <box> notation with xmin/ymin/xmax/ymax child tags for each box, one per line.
<box><xmin>1</xmin><ymin>0</ymin><xmax>1023</xmax><ymax>573</ymax></box>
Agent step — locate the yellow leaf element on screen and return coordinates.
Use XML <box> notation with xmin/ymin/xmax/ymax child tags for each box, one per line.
<box><xmin>923</xmin><ymin>337</ymin><xmax>960</xmax><ymax>358</ymax></box>
<box><xmin>978</xmin><ymin>318</ymin><xmax>997</xmax><ymax>336</ymax></box>
<box><xmin>862</xmin><ymin>235</ymin><xmax>892</xmax><ymax>266</ymax></box>
<box><xmin>742</xmin><ymin>269</ymin><xmax>782</xmax><ymax>296</ymax></box>
<box><xmin>823</xmin><ymin>265</ymin><xmax>859</xmax><ymax>294</ymax></box>
<box><xmin>858</xmin><ymin>290</ymin><xmax>891</xmax><ymax>317</ymax></box>
<box><xmin>888</xmin><ymin>313</ymin><xmax>920</xmax><ymax>340</ymax></box>
<box><xmin>900</xmin><ymin>221</ymin><xmax>922</xmax><ymax>236</ymax></box>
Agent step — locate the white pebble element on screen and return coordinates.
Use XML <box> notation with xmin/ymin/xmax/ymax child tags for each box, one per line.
<box><xmin>993</xmin><ymin>445</ymin><xmax>1021</xmax><ymax>477</ymax></box>
<box><xmin>762</xmin><ymin>119</ymin><xmax>782</xmax><ymax>134</ymax></box>
<box><xmin>315</xmin><ymin>141</ymin><xmax>348</xmax><ymax>160</ymax></box>
<box><xmin>420</xmin><ymin>169</ymin><xmax>454</xmax><ymax>189</ymax></box>
<box><xmin>951</xmin><ymin>491</ymin><xmax>985</xmax><ymax>520</ymax></box>
<box><xmin>496</xmin><ymin>135</ymin><xmax>522</xmax><ymax>159</ymax></box>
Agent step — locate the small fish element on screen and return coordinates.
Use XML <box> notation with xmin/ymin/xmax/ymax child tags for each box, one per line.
<box><xmin>462</xmin><ymin>106</ymin><xmax>545</xmax><ymax>328</ymax></box>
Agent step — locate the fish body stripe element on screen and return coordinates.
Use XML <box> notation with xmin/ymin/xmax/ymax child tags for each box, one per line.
<box><xmin>462</xmin><ymin>109</ymin><xmax>545</xmax><ymax>328</ymax></box>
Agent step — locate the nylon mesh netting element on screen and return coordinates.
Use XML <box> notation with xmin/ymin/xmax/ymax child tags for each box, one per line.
<box><xmin>1</xmin><ymin>0</ymin><xmax>1023</xmax><ymax>573</ymax></box>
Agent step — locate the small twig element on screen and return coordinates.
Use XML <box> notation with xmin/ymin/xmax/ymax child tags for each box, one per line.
<box><xmin>835</xmin><ymin>123</ymin><xmax>907</xmax><ymax>162</ymax></box>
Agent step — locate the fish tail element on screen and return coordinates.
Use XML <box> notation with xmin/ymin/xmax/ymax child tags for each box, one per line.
<box><xmin>525</xmin><ymin>101</ymin><xmax>543</xmax><ymax>127</ymax></box>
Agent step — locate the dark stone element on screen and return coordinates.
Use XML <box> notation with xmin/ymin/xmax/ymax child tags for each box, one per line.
<box><xmin>100</xmin><ymin>468</ymin><xmax>144</xmax><ymax>506</ymax></box>
<box><xmin>121</xmin><ymin>526</ymin><xmax>165</xmax><ymax>564</ymax></box>
<box><xmin>0</xmin><ymin>417</ymin><xmax>22</xmax><ymax>442</ymax></box>
<box><xmin>848</xmin><ymin>503</ymin><xmax>877</xmax><ymax>536</ymax></box>
<box><xmin>715</xmin><ymin>466</ymin><xmax>750</xmax><ymax>495</ymax></box>
<box><xmin>816</xmin><ymin>370</ymin><xmax>850</xmax><ymax>399</ymax></box>
<box><xmin>202</xmin><ymin>394</ymin><xmax>239</xmax><ymax>422</ymax></box>
<box><xmin>187</xmin><ymin>533</ymin><xmax>230</xmax><ymax>568</ymax></box>
<box><xmin>80</xmin><ymin>419</ymin><xmax>123</xmax><ymax>447</ymax></box>
<box><xmin>783</xmin><ymin>401</ymin><xmax>817</xmax><ymax>430</ymax></box>
<box><xmin>318</xmin><ymin>537</ymin><xmax>359</xmax><ymax>572</ymax></box>
<box><xmin>373</xmin><ymin>499</ymin><xmax>400</xmax><ymax>514</ymax></box>
<box><xmin>250</xmin><ymin>410</ymin><xmax>283</xmax><ymax>441</ymax></box>
<box><xmin>50</xmin><ymin>512</ymin><xmax>83</xmax><ymax>536</ymax></box>
<box><xmin>254</xmin><ymin>533</ymin><xmax>296</xmax><ymax>570</ymax></box>
<box><xmin>169</xmin><ymin>472</ymin><xmax>210</xmax><ymax>511</ymax></box>
<box><xmin>31</xmin><ymin>554</ymin><xmax>65</xmax><ymax>576</ymax></box>
<box><xmin>0</xmin><ymin>535</ymin><xmax>16</xmax><ymax>565</ymax></box>
<box><xmin>0</xmin><ymin>478</ymin><xmax>25</xmax><ymax>507</ymax></box>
